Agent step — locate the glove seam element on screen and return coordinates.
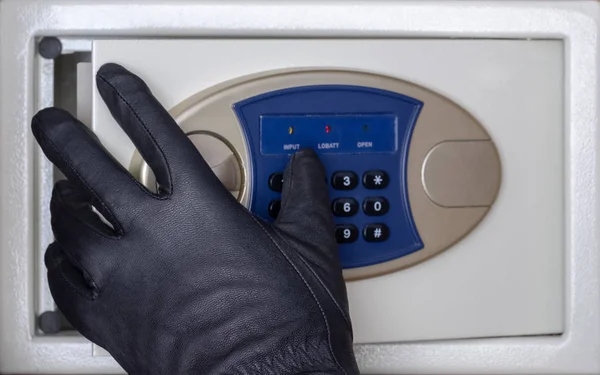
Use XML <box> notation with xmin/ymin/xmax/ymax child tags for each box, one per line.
<box><xmin>96</xmin><ymin>74</ymin><xmax>173</xmax><ymax>200</ymax></box>
<box><xmin>36</xmin><ymin>126</ymin><xmax>124</xmax><ymax>237</ymax></box>
<box><xmin>288</xmin><ymin>243</ymin><xmax>352</xmax><ymax>330</ymax></box>
<box><xmin>54</xmin><ymin>185</ymin><xmax>120</xmax><ymax>241</ymax></box>
<box><xmin>52</xmin><ymin>186</ymin><xmax>123</xmax><ymax>299</ymax></box>
<box><xmin>229</xmin><ymin>336</ymin><xmax>339</xmax><ymax>375</ymax></box>
<box><xmin>50</xmin><ymin>245</ymin><xmax>98</xmax><ymax>301</ymax></box>
<box><xmin>294</xmin><ymin>250</ymin><xmax>352</xmax><ymax>327</ymax></box>
<box><xmin>273</xmin><ymin>151</ymin><xmax>352</xmax><ymax>328</ymax></box>
<box><xmin>249</xmin><ymin>215</ymin><xmax>348</xmax><ymax>375</ymax></box>
<box><xmin>53</xmin><ymin>186</ymin><xmax>117</xmax><ymax>298</ymax></box>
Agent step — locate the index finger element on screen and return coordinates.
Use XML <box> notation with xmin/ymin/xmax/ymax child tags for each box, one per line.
<box><xmin>95</xmin><ymin>63</ymin><xmax>214</xmax><ymax>196</ymax></box>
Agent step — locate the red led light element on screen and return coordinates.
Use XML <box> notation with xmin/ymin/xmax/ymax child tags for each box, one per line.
<box><xmin>325</xmin><ymin>125</ymin><xmax>331</xmax><ymax>133</ymax></box>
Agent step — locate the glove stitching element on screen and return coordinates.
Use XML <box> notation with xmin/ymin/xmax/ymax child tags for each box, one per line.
<box><xmin>274</xmin><ymin>152</ymin><xmax>351</xmax><ymax>328</ymax></box>
<box><xmin>286</xmin><ymin>241</ymin><xmax>352</xmax><ymax>329</ymax></box>
<box><xmin>249</xmin><ymin>215</ymin><xmax>348</xmax><ymax>375</ymax></box>
<box><xmin>273</xmin><ymin>230</ymin><xmax>352</xmax><ymax>373</ymax></box>
<box><xmin>36</xmin><ymin>126</ymin><xmax>124</xmax><ymax>237</ymax></box>
<box><xmin>55</xmin><ymin>185</ymin><xmax>120</xmax><ymax>241</ymax></box>
<box><xmin>235</xmin><ymin>339</ymin><xmax>338</xmax><ymax>375</ymax></box>
<box><xmin>97</xmin><ymin>74</ymin><xmax>174</xmax><ymax>200</ymax></box>
<box><xmin>51</xmin><ymin>245</ymin><xmax>97</xmax><ymax>301</ymax></box>
<box><xmin>52</xmin><ymin>190</ymin><xmax>102</xmax><ymax>298</ymax></box>
<box><xmin>55</xmin><ymin>189</ymin><xmax>123</xmax><ymax>299</ymax></box>
<box><xmin>76</xmin><ymin>117</ymin><xmax>162</xmax><ymax>201</ymax></box>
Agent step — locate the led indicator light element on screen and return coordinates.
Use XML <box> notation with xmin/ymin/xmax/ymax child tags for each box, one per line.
<box><xmin>288</xmin><ymin>126</ymin><xmax>294</xmax><ymax>135</ymax></box>
<box><xmin>363</xmin><ymin>124</ymin><xmax>369</xmax><ymax>132</ymax></box>
<box><xmin>325</xmin><ymin>125</ymin><xmax>331</xmax><ymax>133</ymax></box>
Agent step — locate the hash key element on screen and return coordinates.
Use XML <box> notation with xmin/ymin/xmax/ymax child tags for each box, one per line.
<box><xmin>363</xmin><ymin>223</ymin><xmax>389</xmax><ymax>242</ymax></box>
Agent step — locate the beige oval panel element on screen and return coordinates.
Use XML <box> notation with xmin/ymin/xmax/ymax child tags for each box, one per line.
<box><xmin>129</xmin><ymin>68</ymin><xmax>501</xmax><ymax>281</ymax></box>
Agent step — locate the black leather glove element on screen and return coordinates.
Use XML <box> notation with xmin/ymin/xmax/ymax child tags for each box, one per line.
<box><xmin>31</xmin><ymin>63</ymin><xmax>359</xmax><ymax>375</ymax></box>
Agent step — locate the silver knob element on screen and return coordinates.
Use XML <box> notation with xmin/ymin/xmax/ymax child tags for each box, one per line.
<box><xmin>133</xmin><ymin>131</ymin><xmax>242</xmax><ymax>199</ymax></box>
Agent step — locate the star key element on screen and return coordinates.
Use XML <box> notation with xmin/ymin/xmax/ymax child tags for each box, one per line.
<box><xmin>363</xmin><ymin>170</ymin><xmax>389</xmax><ymax>189</ymax></box>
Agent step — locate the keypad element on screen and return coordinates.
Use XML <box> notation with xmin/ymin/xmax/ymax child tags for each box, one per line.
<box><xmin>236</xmin><ymin>84</ymin><xmax>426</xmax><ymax>270</ymax></box>
<box><xmin>363</xmin><ymin>170</ymin><xmax>389</xmax><ymax>189</ymax></box>
<box><xmin>267</xmin><ymin>170</ymin><xmax>392</xmax><ymax>245</ymax></box>
<box><xmin>335</xmin><ymin>224</ymin><xmax>358</xmax><ymax>243</ymax></box>
<box><xmin>332</xmin><ymin>171</ymin><xmax>358</xmax><ymax>190</ymax></box>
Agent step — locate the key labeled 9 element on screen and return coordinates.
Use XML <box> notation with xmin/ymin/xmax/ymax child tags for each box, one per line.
<box><xmin>335</xmin><ymin>225</ymin><xmax>358</xmax><ymax>243</ymax></box>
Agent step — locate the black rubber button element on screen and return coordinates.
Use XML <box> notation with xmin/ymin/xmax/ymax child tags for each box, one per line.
<box><xmin>363</xmin><ymin>223</ymin><xmax>390</xmax><ymax>242</ymax></box>
<box><xmin>268</xmin><ymin>200</ymin><xmax>281</xmax><ymax>218</ymax></box>
<box><xmin>363</xmin><ymin>197</ymin><xmax>389</xmax><ymax>216</ymax></box>
<box><xmin>331</xmin><ymin>198</ymin><xmax>359</xmax><ymax>217</ymax></box>
<box><xmin>331</xmin><ymin>171</ymin><xmax>358</xmax><ymax>190</ymax></box>
<box><xmin>38</xmin><ymin>310</ymin><xmax>62</xmax><ymax>334</ymax></box>
<box><xmin>363</xmin><ymin>170</ymin><xmax>389</xmax><ymax>189</ymax></box>
<box><xmin>38</xmin><ymin>37</ymin><xmax>63</xmax><ymax>59</ymax></box>
<box><xmin>335</xmin><ymin>224</ymin><xmax>359</xmax><ymax>243</ymax></box>
<box><xmin>269</xmin><ymin>172</ymin><xmax>284</xmax><ymax>192</ymax></box>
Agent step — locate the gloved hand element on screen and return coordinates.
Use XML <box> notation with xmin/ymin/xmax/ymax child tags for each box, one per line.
<box><xmin>31</xmin><ymin>63</ymin><xmax>359</xmax><ymax>375</ymax></box>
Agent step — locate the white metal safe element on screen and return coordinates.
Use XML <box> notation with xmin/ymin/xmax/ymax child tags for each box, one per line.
<box><xmin>1</xmin><ymin>1</ymin><xmax>599</xmax><ymax>374</ymax></box>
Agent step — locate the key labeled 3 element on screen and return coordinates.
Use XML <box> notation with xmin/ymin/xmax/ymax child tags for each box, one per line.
<box><xmin>332</xmin><ymin>171</ymin><xmax>358</xmax><ymax>190</ymax></box>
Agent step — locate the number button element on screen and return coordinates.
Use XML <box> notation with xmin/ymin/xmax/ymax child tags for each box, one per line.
<box><xmin>268</xmin><ymin>200</ymin><xmax>281</xmax><ymax>218</ymax></box>
<box><xmin>335</xmin><ymin>224</ymin><xmax>358</xmax><ymax>243</ymax></box>
<box><xmin>269</xmin><ymin>172</ymin><xmax>284</xmax><ymax>192</ymax></box>
<box><xmin>332</xmin><ymin>171</ymin><xmax>358</xmax><ymax>190</ymax></box>
<box><xmin>363</xmin><ymin>197</ymin><xmax>389</xmax><ymax>216</ymax></box>
<box><xmin>363</xmin><ymin>170</ymin><xmax>389</xmax><ymax>189</ymax></box>
<box><xmin>363</xmin><ymin>223</ymin><xmax>390</xmax><ymax>242</ymax></box>
<box><xmin>332</xmin><ymin>198</ymin><xmax>358</xmax><ymax>217</ymax></box>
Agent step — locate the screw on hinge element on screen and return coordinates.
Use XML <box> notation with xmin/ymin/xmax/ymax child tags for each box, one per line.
<box><xmin>38</xmin><ymin>310</ymin><xmax>62</xmax><ymax>334</ymax></box>
<box><xmin>38</xmin><ymin>37</ymin><xmax>63</xmax><ymax>59</ymax></box>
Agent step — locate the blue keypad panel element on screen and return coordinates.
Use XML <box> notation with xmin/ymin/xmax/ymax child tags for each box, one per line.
<box><xmin>233</xmin><ymin>85</ymin><xmax>424</xmax><ymax>269</ymax></box>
